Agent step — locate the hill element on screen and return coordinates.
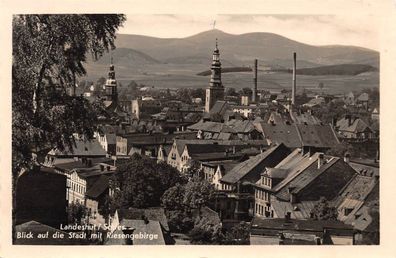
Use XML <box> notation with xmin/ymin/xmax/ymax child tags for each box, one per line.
<box><xmin>112</xmin><ymin>29</ymin><xmax>379</xmax><ymax>67</ymax></box>
<box><xmin>274</xmin><ymin>64</ymin><xmax>378</xmax><ymax>76</ymax></box>
<box><xmin>197</xmin><ymin>67</ymin><xmax>252</xmax><ymax>76</ymax></box>
<box><xmin>91</xmin><ymin>48</ymin><xmax>162</xmax><ymax>66</ymax></box>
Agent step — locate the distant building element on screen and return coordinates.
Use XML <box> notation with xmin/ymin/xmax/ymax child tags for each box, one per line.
<box><xmin>131</xmin><ymin>98</ymin><xmax>162</xmax><ymax>120</ymax></box>
<box><xmin>336</xmin><ymin>116</ymin><xmax>374</xmax><ymax>139</ymax></box>
<box><xmin>344</xmin><ymin>92</ymin><xmax>355</xmax><ymax>106</ymax></box>
<box><xmin>371</xmin><ymin>107</ymin><xmax>379</xmax><ymax>121</ymax></box>
<box><xmin>250</xmin><ymin>217</ymin><xmax>355</xmax><ymax>245</ymax></box>
<box><xmin>256</xmin><ymin>122</ymin><xmax>339</xmax><ymax>151</ymax></box>
<box><xmin>205</xmin><ymin>39</ymin><xmax>224</xmax><ymax>112</ymax></box>
<box><xmin>356</xmin><ymin>93</ymin><xmax>369</xmax><ymax>109</ymax></box>
<box><xmin>102</xmin><ymin>59</ymin><xmax>129</xmax><ymax>122</ymax></box>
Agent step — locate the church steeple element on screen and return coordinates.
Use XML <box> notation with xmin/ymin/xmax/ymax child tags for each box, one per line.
<box><xmin>205</xmin><ymin>39</ymin><xmax>225</xmax><ymax>113</ymax></box>
<box><xmin>210</xmin><ymin>38</ymin><xmax>222</xmax><ymax>88</ymax></box>
<box><xmin>105</xmin><ymin>54</ymin><xmax>118</xmax><ymax>102</ymax></box>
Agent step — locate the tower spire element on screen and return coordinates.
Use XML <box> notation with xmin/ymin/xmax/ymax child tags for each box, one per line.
<box><xmin>205</xmin><ymin>38</ymin><xmax>224</xmax><ymax>113</ymax></box>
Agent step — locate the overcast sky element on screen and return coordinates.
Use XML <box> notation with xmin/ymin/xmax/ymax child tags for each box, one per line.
<box><xmin>118</xmin><ymin>14</ymin><xmax>379</xmax><ymax>50</ymax></box>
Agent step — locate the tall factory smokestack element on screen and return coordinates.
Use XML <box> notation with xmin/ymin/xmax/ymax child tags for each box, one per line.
<box><xmin>252</xmin><ymin>59</ymin><xmax>258</xmax><ymax>103</ymax></box>
<box><xmin>292</xmin><ymin>52</ymin><xmax>297</xmax><ymax>105</ymax></box>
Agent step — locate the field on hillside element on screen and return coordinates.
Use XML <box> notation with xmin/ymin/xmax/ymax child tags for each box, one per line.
<box><xmin>83</xmin><ymin>63</ymin><xmax>379</xmax><ymax>94</ymax></box>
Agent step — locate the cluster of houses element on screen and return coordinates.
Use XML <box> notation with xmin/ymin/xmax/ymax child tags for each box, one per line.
<box><xmin>14</xmin><ymin>41</ymin><xmax>379</xmax><ymax>245</ymax></box>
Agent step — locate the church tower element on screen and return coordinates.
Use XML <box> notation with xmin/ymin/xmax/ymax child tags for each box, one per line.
<box><xmin>105</xmin><ymin>57</ymin><xmax>118</xmax><ymax>102</ymax></box>
<box><xmin>205</xmin><ymin>39</ymin><xmax>224</xmax><ymax>113</ymax></box>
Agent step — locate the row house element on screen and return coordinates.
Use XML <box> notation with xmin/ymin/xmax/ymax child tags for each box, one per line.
<box><xmin>187</xmin><ymin>119</ymin><xmax>263</xmax><ymax>141</ymax></box>
<box><xmin>45</xmin><ymin>138</ymin><xmax>108</xmax><ymax>167</ymax></box>
<box><xmin>201</xmin><ymin>160</ymin><xmax>240</xmax><ymax>190</ymax></box>
<box><xmin>253</xmin><ymin>151</ymin><xmax>357</xmax><ymax>219</ymax></box>
<box><xmin>335</xmin><ymin>116</ymin><xmax>374</xmax><ymax>140</ymax></box>
<box><xmin>215</xmin><ymin>144</ymin><xmax>291</xmax><ymax>220</ymax></box>
<box><xmin>256</xmin><ymin>122</ymin><xmax>340</xmax><ymax>152</ymax></box>
<box><xmin>54</xmin><ymin>160</ymin><xmax>115</xmax><ymax>205</ymax></box>
<box><xmin>116</xmin><ymin>131</ymin><xmax>195</xmax><ymax>157</ymax></box>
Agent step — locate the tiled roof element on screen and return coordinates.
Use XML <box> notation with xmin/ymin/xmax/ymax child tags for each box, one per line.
<box><xmin>119</xmin><ymin>207</ymin><xmax>169</xmax><ymax>232</ymax></box>
<box><xmin>291</xmin><ymin>112</ymin><xmax>322</xmax><ymax>125</ymax></box>
<box><xmin>251</xmin><ymin>217</ymin><xmax>353</xmax><ymax>232</ymax></box>
<box><xmin>47</xmin><ymin>139</ymin><xmax>107</xmax><ymax>157</ymax></box>
<box><xmin>259</xmin><ymin>123</ymin><xmax>339</xmax><ymax>148</ymax></box>
<box><xmin>335</xmin><ymin>174</ymin><xmax>378</xmax><ymax>224</ymax></box>
<box><xmin>336</xmin><ymin>117</ymin><xmax>372</xmax><ymax>133</ymax></box>
<box><xmin>274</xmin><ymin>156</ymin><xmax>340</xmax><ymax>200</ymax></box>
<box><xmin>220</xmin><ymin>144</ymin><xmax>289</xmax><ymax>184</ymax></box>
<box><xmin>188</xmin><ymin>120</ymin><xmax>257</xmax><ymax>134</ymax></box>
<box><xmin>349</xmin><ymin>161</ymin><xmax>379</xmax><ymax>176</ymax></box>
<box><xmin>259</xmin><ymin>123</ymin><xmax>301</xmax><ymax>148</ymax></box>
<box><xmin>209</xmin><ymin>101</ymin><xmax>230</xmax><ymax>116</ymax></box>
<box><xmin>270</xmin><ymin>197</ymin><xmax>318</xmax><ymax>219</ymax></box>
<box><xmin>85</xmin><ymin>175</ymin><xmax>109</xmax><ymax>199</ymax></box>
<box><xmin>357</xmin><ymin>93</ymin><xmax>369</xmax><ymax>101</ymax></box>
<box><xmin>106</xmin><ymin>219</ymin><xmax>165</xmax><ymax>245</ymax></box>
<box><xmin>296</xmin><ymin>124</ymin><xmax>340</xmax><ymax>148</ymax></box>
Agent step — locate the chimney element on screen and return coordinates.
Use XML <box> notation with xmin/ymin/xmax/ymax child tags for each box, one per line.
<box><xmin>100</xmin><ymin>165</ymin><xmax>104</xmax><ymax>171</ymax></box>
<box><xmin>317</xmin><ymin>153</ymin><xmax>324</xmax><ymax>169</ymax></box>
<box><xmin>121</xmin><ymin>226</ymin><xmax>135</xmax><ymax>245</ymax></box>
<box><xmin>292</xmin><ymin>52</ymin><xmax>297</xmax><ymax>105</ymax></box>
<box><xmin>344</xmin><ymin>152</ymin><xmax>351</xmax><ymax>163</ymax></box>
<box><xmin>252</xmin><ymin>59</ymin><xmax>258</xmax><ymax>103</ymax></box>
<box><xmin>142</xmin><ymin>215</ymin><xmax>149</xmax><ymax>225</ymax></box>
<box><xmin>285</xmin><ymin>212</ymin><xmax>291</xmax><ymax>221</ymax></box>
<box><xmin>232</xmin><ymin>145</ymin><xmax>236</xmax><ymax>154</ymax></box>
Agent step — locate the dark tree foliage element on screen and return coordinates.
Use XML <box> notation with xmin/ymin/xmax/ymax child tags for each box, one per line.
<box><xmin>310</xmin><ymin>197</ymin><xmax>338</xmax><ymax>221</ymax></box>
<box><xmin>176</xmin><ymin>88</ymin><xmax>192</xmax><ymax>103</ymax></box>
<box><xmin>239</xmin><ymin>87</ymin><xmax>253</xmax><ymax>97</ymax></box>
<box><xmin>183</xmin><ymin>178</ymin><xmax>216</xmax><ymax>211</ymax></box>
<box><xmin>189</xmin><ymin>226</ymin><xmax>216</xmax><ymax>244</ymax></box>
<box><xmin>225</xmin><ymin>87</ymin><xmax>238</xmax><ymax>97</ymax></box>
<box><xmin>166</xmin><ymin>210</ymin><xmax>195</xmax><ymax>233</ymax></box>
<box><xmin>12</xmin><ymin>14</ymin><xmax>126</xmax><ymax>177</ymax></box>
<box><xmin>161</xmin><ymin>183</ymin><xmax>186</xmax><ymax>211</ymax></box>
<box><xmin>190</xmin><ymin>88</ymin><xmax>205</xmax><ymax>100</ymax></box>
<box><xmin>161</xmin><ymin>173</ymin><xmax>215</xmax><ymax>233</ymax></box>
<box><xmin>220</xmin><ymin>222</ymin><xmax>250</xmax><ymax>245</ymax></box>
<box><xmin>67</xmin><ymin>202</ymin><xmax>88</xmax><ymax>224</ymax></box>
<box><xmin>113</xmin><ymin>154</ymin><xmax>186</xmax><ymax>208</ymax></box>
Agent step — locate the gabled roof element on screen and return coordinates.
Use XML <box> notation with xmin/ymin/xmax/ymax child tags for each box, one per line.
<box><xmin>357</xmin><ymin>93</ymin><xmax>369</xmax><ymax>102</ymax></box>
<box><xmin>270</xmin><ymin>197</ymin><xmax>319</xmax><ymax>219</ymax></box>
<box><xmin>47</xmin><ymin>139</ymin><xmax>107</xmax><ymax>157</ymax></box>
<box><xmin>209</xmin><ymin>101</ymin><xmax>230</xmax><ymax>117</ymax></box>
<box><xmin>220</xmin><ymin>144</ymin><xmax>289</xmax><ymax>184</ymax></box>
<box><xmin>335</xmin><ymin>174</ymin><xmax>378</xmax><ymax>225</ymax></box>
<box><xmin>119</xmin><ymin>207</ymin><xmax>169</xmax><ymax>232</ymax></box>
<box><xmin>188</xmin><ymin>120</ymin><xmax>257</xmax><ymax>134</ymax></box>
<box><xmin>267</xmin><ymin>111</ymin><xmax>292</xmax><ymax>124</ymax></box>
<box><xmin>259</xmin><ymin>123</ymin><xmax>339</xmax><ymax>148</ymax></box>
<box><xmin>273</xmin><ymin>154</ymin><xmax>339</xmax><ymax>198</ymax></box>
<box><xmin>85</xmin><ymin>175</ymin><xmax>109</xmax><ymax>199</ymax></box>
<box><xmin>259</xmin><ymin>123</ymin><xmax>301</xmax><ymax>148</ymax></box>
<box><xmin>106</xmin><ymin>219</ymin><xmax>165</xmax><ymax>245</ymax></box>
<box><xmin>296</xmin><ymin>124</ymin><xmax>340</xmax><ymax>148</ymax></box>
<box><xmin>291</xmin><ymin>112</ymin><xmax>322</xmax><ymax>125</ymax></box>
<box><xmin>337</xmin><ymin>118</ymin><xmax>372</xmax><ymax>133</ymax></box>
